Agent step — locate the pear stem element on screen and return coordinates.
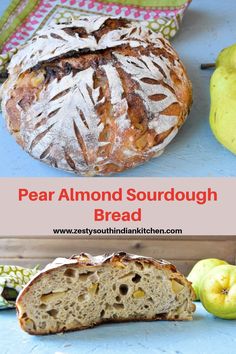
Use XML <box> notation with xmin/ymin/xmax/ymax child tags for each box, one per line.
<box><xmin>200</xmin><ymin>63</ymin><xmax>216</xmax><ymax>70</ymax></box>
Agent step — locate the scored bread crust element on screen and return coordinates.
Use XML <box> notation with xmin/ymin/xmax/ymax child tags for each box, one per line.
<box><xmin>1</xmin><ymin>16</ymin><xmax>192</xmax><ymax>176</ymax></box>
<box><xmin>16</xmin><ymin>252</ymin><xmax>196</xmax><ymax>335</ymax></box>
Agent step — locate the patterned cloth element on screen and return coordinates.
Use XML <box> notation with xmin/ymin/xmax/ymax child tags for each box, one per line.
<box><xmin>0</xmin><ymin>264</ymin><xmax>39</xmax><ymax>309</ymax></box>
<box><xmin>0</xmin><ymin>0</ymin><xmax>191</xmax><ymax>74</ymax></box>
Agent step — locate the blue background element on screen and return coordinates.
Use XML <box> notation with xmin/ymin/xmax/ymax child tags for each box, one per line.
<box><xmin>0</xmin><ymin>303</ymin><xmax>235</xmax><ymax>354</ymax></box>
<box><xmin>0</xmin><ymin>0</ymin><xmax>236</xmax><ymax>177</ymax></box>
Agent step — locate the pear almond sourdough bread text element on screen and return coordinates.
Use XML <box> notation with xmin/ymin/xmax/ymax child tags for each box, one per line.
<box><xmin>16</xmin><ymin>252</ymin><xmax>196</xmax><ymax>334</ymax></box>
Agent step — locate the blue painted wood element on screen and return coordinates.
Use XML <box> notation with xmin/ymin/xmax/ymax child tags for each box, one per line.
<box><xmin>1</xmin><ymin>0</ymin><xmax>236</xmax><ymax>176</ymax></box>
<box><xmin>0</xmin><ymin>303</ymin><xmax>234</xmax><ymax>354</ymax></box>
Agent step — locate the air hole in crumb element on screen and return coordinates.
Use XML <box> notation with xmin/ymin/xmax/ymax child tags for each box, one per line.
<box><xmin>144</xmin><ymin>305</ymin><xmax>149</xmax><ymax>309</ymax></box>
<box><xmin>21</xmin><ymin>312</ymin><xmax>28</xmax><ymax>319</ymax></box>
<box><xmin>132</xmin><ymin>274</ymin><xmax>141</xmax><ymax>283</ymax></box>
<box><xmin>40</xmin><ymin>322</ymin><xmax>46</xmax><ymax>329</ymax></box>
<box><xmin>39</xmin><ymin>304</ymin><xmax>47</xmax><ymax>309</ymax></box>
<box><xmin>100</xmin><ymin>310</ymin><xmax>105</xmax><ymax>317</ymax></box>
<box><xmin>119</xmin><ymin>284</ymin><xmax>128</xmax><ymax>295</ymax></box>
<box><xmin>135</xmin><ymin>261</ymin><xmax>144</xmax><ymax>270</ymax></box>
<box><xmin>113</xmin><ymin>303</ymin><xmax>124</xmax><ymax>310</ymax></box>
<box><xmin>78</xmin><ymin>294</ymin><xmax>87</xmax><ymax>302</ymax></box>
<box><xmin>64</xmin><ymin>268</ymin><xmax>76</xmax><ymax>278</ymax></box>
<box><xmin>47</xmin><ymin>309</ymin><xmax>58</xmax><ymax>318</ymax></box>
<box><xmin>112</xmin><ymin>284</ymin><xmax>116</xmax><ymax>291</ymax></box>
<box><xmin>105</xmin><ymin>303</ymin><xmax>112</xmax><ymax>310</ymax></box>
<box><xmin>116</xmin><ymin>296</ymin><xmax>121</xmax><ymax>302</ymax></box>
<box><xmin>79</xmin><ymin>272</ymin><xmax>94</xmax><ymax>281</ymax></box>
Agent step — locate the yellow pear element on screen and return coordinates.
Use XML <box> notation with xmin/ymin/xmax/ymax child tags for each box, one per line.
<box><xmin>187</xmin><ymin>258</ymin><xmax>228</xmax><ymax>300</ymax></box>
<box><xmin>200</xmin><ymin>265</ymin><xmax>236</xmax><ymax>319</ymax></box>
<box><xmin>210</xmin><ymin>43</ymin><xmax>236</xmax><ymax>154</ymax></box>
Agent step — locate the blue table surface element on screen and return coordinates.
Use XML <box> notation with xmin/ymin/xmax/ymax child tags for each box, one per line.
<box><xmin>0</xmin><ymin>303</ymin><xmax>235</xmax><ymax>354</ymax></box>
<box><xmin>1</xmin><ymin>0</ymin><xmax>236</xmax><ymax>176</ymax></box>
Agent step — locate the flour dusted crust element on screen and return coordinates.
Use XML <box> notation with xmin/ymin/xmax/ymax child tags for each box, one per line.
<box><xmin>16</xmin><ymin>252</ymin><xmax>196</xmax><ymax>335</ymax></box>
<box><xmin>1</xmin><ymin>16</ymin><xmax>192</xmax><ymax>176</ymax></box>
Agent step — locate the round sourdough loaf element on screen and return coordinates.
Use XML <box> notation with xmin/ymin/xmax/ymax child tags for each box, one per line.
<box><xmin>1</xmin><ymin>16</ymin><xmax>192</xmax><ymax>176</ymax></box>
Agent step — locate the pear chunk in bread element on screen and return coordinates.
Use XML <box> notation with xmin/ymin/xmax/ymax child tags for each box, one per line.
<box><xmin>16</xmin><ymin>252</ymin><xmax>196</xmax><ymax>335</ymax></box>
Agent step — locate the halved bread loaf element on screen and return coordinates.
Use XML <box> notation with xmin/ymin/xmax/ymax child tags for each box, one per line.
<box><xmin>16</xmin><ymin>252</ymin><xmax>196</xmax><ymax>335</ymax></box>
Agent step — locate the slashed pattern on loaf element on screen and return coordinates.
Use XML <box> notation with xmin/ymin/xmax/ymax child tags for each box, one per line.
<box><xmin>24</xmin><ymin>68</ymin><xmax>105</xmax><ymax>171</ymax></box>
<box><xmin>3</xmin><ymin>16</ymin><xmax>191</xmax><ymax>176</ymax></box>
<box><xmin>114</xmin><ymin>53</ymin><xmax>179</xmax><ymax>132</ymax></box>
<box><xmin>22</xmin><ymin>54</ymin><xmax>180</xmax><ymax>172</ymax></box>
<box><xmin>8</xmin><ymin>16</ymin><xmax>168</xmax><ymax>76</ymax></box>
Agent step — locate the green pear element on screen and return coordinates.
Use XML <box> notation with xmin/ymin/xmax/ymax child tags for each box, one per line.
<box><xmin>210</xmin><ymin>43</ymin><xmax>236</xmax><ymax>154</ymax></box>
<box><xmin>187</xmin><ymin>258</ymin><xmax>228</xmax><ymax>300</ymax></box>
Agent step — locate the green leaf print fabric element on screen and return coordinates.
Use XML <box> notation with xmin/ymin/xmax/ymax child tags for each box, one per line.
<box><xmin>0</xmin><ymin>0</ymin><xmax>191</xmax><ymax>74</ymax></box>
<box><xmin>0</xmin><ymin>265</ymin><xmax>39</xmax><ymax>309</ymax></box>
